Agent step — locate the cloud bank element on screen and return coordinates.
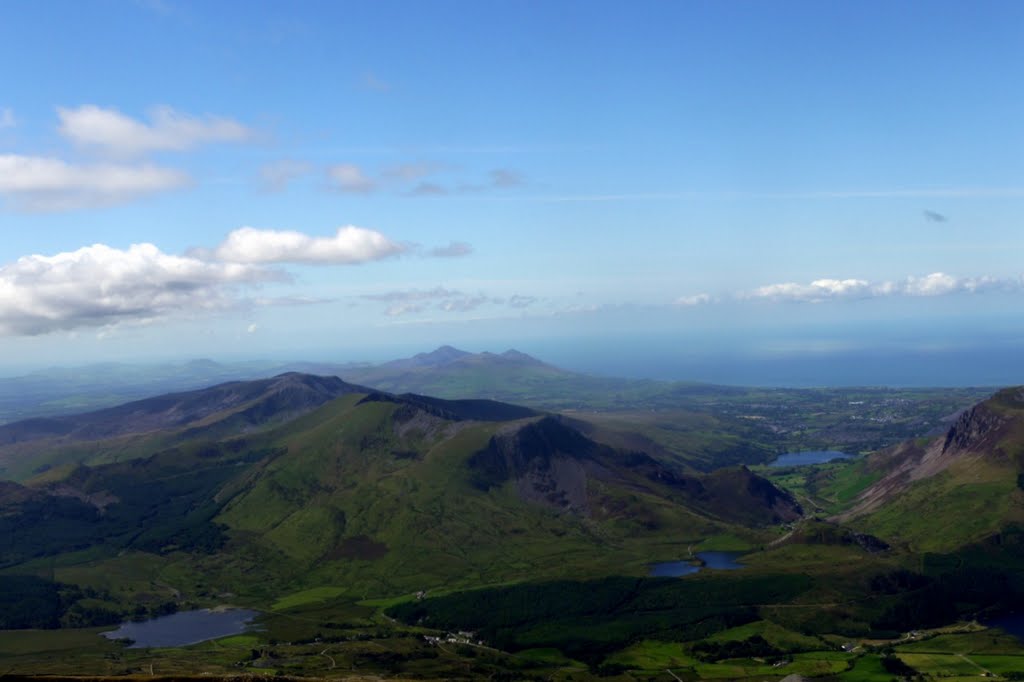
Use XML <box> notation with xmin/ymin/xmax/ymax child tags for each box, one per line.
<box><xmin>0</xmin><ymin>243</ymin><xmax>278</xmax><ymax>336</ymax></box>
<box><xmin>0</xmin><ymin>223</ymin><xmax>429</xmax><ymax>335</ymax></box>
<box><xmin>746</xmin><ymin>272</ymin><xmax>1013</xmax><ymax>303</ymax></box>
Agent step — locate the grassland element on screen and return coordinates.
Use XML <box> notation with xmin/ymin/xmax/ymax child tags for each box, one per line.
<box><xmin>7</xmin><ymin>614</ymin><xmax>1024</xmax><ymax>681</ymax></box>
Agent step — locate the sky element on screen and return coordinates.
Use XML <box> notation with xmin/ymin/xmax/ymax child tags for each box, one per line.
<box><xmin>1</xmin><ymin>0</ymin><xmax>1023</xmax><ymax>383</ymax></box>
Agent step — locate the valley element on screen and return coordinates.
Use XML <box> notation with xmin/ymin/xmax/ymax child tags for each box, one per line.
<box><xmin>1</xmin><ymin>349</ymin><xmax>1022</xmax><ymax>681</ymax></box>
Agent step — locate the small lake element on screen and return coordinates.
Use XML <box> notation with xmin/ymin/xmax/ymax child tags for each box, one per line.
<box><xmin>770</xmin><ymin>450</ymin><xmax>853</xmax><ymax>467</ymax></box>
<box><xmin>650</xmin><ymin>551</ymin><xmax>745</xmax><ymax>577</ymax></box>
<box><xmin>102</xmin><ymin>608</ymin><xmax>259</xmax><ymax>648</ymax></box>
<box><xmin>982</xmin><ymin>613</ymin><xmax>1024</xmax><ymax>641</ymax></box>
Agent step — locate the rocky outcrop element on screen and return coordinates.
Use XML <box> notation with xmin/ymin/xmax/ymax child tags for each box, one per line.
<box><xmin>840</xmin><ymin>390</ymin><xmax>1020</xmax><ymax>522</ymax></box>
<box><xmin>467</xmin><ymin>416</ymin><xmax>597</xmax><ymax>513</ymax></box>
<box><xmin>788</xmin><ymin>520</ymin><xmax>889</xmax><ymax>552</ymax></box>
<box><xmin>467</xmin><ymin>416</ymin><xmax>803</xmax><ymax>526</ymax></box>
<box><xmin>698</xmin><ymin>466</ymin><xmax>804</xmax><ymax>526</ymax></box>
<box><xmin>943</xmin><ymin>404</ymin><xmax>1008</xmax><ymax>454</ymax></box>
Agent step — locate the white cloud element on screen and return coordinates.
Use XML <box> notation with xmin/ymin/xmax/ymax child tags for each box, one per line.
<box><xmin>0</xmin><ymin>154</ymin><xmax>189</xmax><ymax>211</ymax></box>
<box><xmin>751</xmin><ymin>278</ymin><xmax>872</xmax><ymax>302</ymax></box>
<box><xmin>0</xmin><ymin>107</ymin><xmax>14</xmax><ymax>129</ymax></box>
<box><xmin>327</xmin><ymin>163</ymin><xmax>375</xmax><ymax>193</ymax></box>
<box><xmin>748</xmin><ymin>272</ymin><xmax>1015</xmax><ymax>303</ymax></box>
<box><xmin>0</xmin><ymin>243</ymin><xmax>279</xmax><ymax>336</ymax></box>
<box><xmin>675</xmin><ymin>293</ymin><xmax>713</xmax><ymax>306</ymax></box>
<box><xmin>58</xmin><ymin>105</ymin><xmax>253</xmax><ymax>156</ymax></box>
<box><xmin>213</xmin><ymin>226</ymin><xmax>405</xmax><ymax>264</ymax></box>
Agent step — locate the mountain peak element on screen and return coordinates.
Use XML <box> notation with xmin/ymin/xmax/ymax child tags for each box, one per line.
<box><xmin>499</xmin><ymin>349</ymin><xmax>542</xmax><ymax>364</ymax></box>
<box><xmin>410</xmin><ymin>345</ymin><xmax>472</xmax><ymax>367</ymax></box>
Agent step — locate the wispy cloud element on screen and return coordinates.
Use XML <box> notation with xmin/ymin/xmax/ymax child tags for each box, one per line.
<box><xmin>327</xmin><ymin>163</ymin><xmax>376</xmax><ymax>194</ymax></box>
<box><xmin>212</xmin><ymin>226</ymin><xmax>406</xmax><ymax>264</ymax></box>
<box><xmin>428</xmin><ymin>241</ymin><xmax>473</xmax><ymax>258</ymax></box>
<box><xmin>361</xmin><ymin>287</ymin><xmax>460</xmax><ymax>303</ymax></box>
<box><xmin>325</xmin><ymin>162</ymin><xmax>524</xmax><ymax>197</ymax></box>
<box><xmin>0</xmin><ymin>107</ymin><xmax>14</xmax><ymax>129</ymax></box>
<box><xmin>456</xmin><ymin>169</ymin><xmax>527</xmax><ymax>194</ymax></box>
<box><xmin>382</xmin><ymin>162</ymin><xmax>441</xmax><ymax>181</ymax></box>
<box><xmin>675</xmin><ymin>293</ymin><xmax>713</xmax><ymax>306</ymax></box>
<box><xmin>507</xmin><ymin>294</ymin><xmax>537</xmax><ymax>308</ymax></box>
<box><xmin>58</xmin><ymin>105</ymin><xmax>254</xmax><ymax>157</ymax></box>
<box><xmin>407</xmin><ymin>181</ymin><xmax>448</xmax><ymax>197</ymax></box>
<box><xmin>0</xmin><ymin>154</ymin><xmax>189</xmax><ymax>211</ymax></box>
<box><xmin>489</xmin><ymin>168</ymin><xmax>524</xmax><ymax>188</ymax></box>
<box><xmin>259</xmin><ymin>159</ymin><xmax>313</xmax><ymax>192</ymax></box>
<box><xmin>361</xmin><ymin>286</ymin><xmax>536</xmax><ymax>317</ymax></box>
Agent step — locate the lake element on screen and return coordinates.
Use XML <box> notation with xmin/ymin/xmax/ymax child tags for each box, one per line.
<box><xmin>770</xmin><ymin>450</ymin><xmax>852</xmax><ymax>467</ymax></box>
<box><xmin>982</xmin><ymin>613</ymin><xmax>1024</xmax><ymax>641</ymax></box>
<box><xmin>650</xmin><ymin>551</ymin><xmax>744</xmax><ymax>577</ymax></box>
<box><xmin>102</xmin><ymin>608</ymin><xmax>259</xmax><ymax>648</ymax></box>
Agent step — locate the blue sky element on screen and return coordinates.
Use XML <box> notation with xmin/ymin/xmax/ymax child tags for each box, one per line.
<box><xmin>1</xmin><ymin>1</ymin><xmax>1023</xmax><ymax>380</ymax></box>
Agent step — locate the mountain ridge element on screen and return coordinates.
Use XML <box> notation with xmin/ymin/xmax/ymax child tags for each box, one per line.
<box><xmin>835</xmin><ymin>386</ymin><xmax>1024</xmax><ymax>550</ymax></box>
<box><xmin>0</xmin><ymin>372</ymin><xmax>367</xmax><ymax>447</ymax></box>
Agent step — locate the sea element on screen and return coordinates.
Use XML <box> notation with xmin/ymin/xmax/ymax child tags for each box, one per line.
<box><xmin>535</xmin><ymin>343</ymin><xmax>1023</xmax><ymax>388</ymax></box>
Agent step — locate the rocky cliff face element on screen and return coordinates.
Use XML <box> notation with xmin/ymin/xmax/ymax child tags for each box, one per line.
<box><xmin>467</xmin><ymin>416</ymin><xmax>803</xmax><ymax>526</ymax></box>
<box><xmin>467</xmin><ymin>416</ymin><xmax>598</xmax><ymax>513</ymax></box>
<box><xmin>840</xmin><ymin>389</ymin><xmax>1021</xmax><ymax>522</ymax></box>
<box><xmin>943</xmin><ymin>404</ymin><xmax>1008</xmax><ymax>454</ymax></box>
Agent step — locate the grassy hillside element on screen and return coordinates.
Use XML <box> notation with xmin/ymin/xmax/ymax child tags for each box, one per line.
<box><xmin>0</xmin><ymin>377</ymin><xmax>805</xmax><ymax>611</ymax></box>
<box><xmin>205</xmin><ymin>393</ymin><xmax>797</xmax><ymax>600</ymax></box>
<box><xmin>825</xmin><ymin>387</ymin><xmax>1024</xmax><ymax>552</ymax></box>
<box><xmin>4</xmin><ymin>378</ymin><xmax>1024</xmax><ymax>680</ymax></box>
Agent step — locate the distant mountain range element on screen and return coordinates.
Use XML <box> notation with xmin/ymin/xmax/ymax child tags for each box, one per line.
<box><xmin>0</xmin><ymin>346</ymin><xmax>587</xmax><ymax>424</ymax></box>
<box><xmin>0</xmin><ymin>346</ymin><xmax>992</xmax><ymax>473</ymax></box>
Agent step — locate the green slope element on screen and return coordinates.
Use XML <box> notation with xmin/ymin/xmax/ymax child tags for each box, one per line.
<box><xmin>0</xmin><ymin>379</ymin><xmax>804</xmax><ymax>611</ymax></box>
<box><xmin>210</xmin><ymin>393</ymin><xmax>798</xmax><ymax>599</ymax></box>
<box><xmin>837</xmin><ymin>387</ymin><xmax>1024</xmax><ymax>552</ymax></box>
